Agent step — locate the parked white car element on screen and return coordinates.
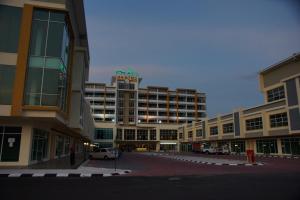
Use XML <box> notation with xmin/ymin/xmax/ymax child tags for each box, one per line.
<box><xmin>89</xmin><ymin>148</ymin><xmax>118</xmax><ymax>160</ymax></box>
<box><xmin>216</xmin><ymin>146</ymin><xmax>230</xmax><ymax>155</ymax></box>
<box><xmin>202</xmin><ymin>146</ymin><xmax>217</xmax><ymax>154</ymax></box>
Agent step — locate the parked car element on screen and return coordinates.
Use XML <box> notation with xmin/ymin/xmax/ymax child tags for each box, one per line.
<box><xmin>216</xmin><ymin>146</ymin><xmax>230</xmax><ymax>155</ymax></box>
<box><xmin>202</xmin><ymin>146</ymin><xmax>217</xmax><ymax>154</ymax></box>
<box><xmin>89</xmin><ymin>148</ymin><xmax>118</xmax><ymax>160</ymax></box>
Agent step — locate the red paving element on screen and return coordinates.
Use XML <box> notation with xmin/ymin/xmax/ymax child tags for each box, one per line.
<box><xmin>87</xmin><ymin>153</ymin><xmax>300</xmax><ymax>177</ymax></box>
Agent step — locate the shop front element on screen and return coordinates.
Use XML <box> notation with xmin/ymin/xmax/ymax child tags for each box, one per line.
<box><xmin>117</xmin><ymin>141</ymin><xmax>158</xmax><ymax>152</ymax></box>
<box><xmin>160</xmin><ymin>142</ymin><xmax>177</xmax><ymax>152</ymax></box>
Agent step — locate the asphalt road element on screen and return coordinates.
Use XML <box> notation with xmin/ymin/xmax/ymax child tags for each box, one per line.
<box><xmin>86</xmin><ymin>152</ymin><xmax>300</xmax><ymax>176</ymax></box>
<box><xmin>1</xmin><ymin>173</ymin><xmax>300</xmax><ymax>200</ymax></box>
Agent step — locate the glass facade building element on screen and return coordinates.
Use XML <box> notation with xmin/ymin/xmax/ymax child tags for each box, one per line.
<box><xmin>0</xmin><ymin>1</ymin><xmax>93</xmax><ymax>167</ymax></box>
<box><xmin>24</xmin><ymin>9</ymin><xmax>71</xmax><ymax>111</ymax></box>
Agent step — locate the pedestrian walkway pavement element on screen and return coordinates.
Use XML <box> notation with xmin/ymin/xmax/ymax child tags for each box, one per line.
<box><xmin>0</xmin><ymin>163</ymin><xmax>131</xmax><ymax>178</ymax></box>
<box><xmin>144</xmin><ymin>153</ymin><xmax>264</xmax><ymax>166</ymax></box>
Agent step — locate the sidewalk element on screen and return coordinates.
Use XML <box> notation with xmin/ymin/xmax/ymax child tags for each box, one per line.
<box><xmin>0</xmin><ymin>160</ymin><xmax>131</xmax><ymax>178</ymax></box>
<box><xmin>30</xmin><ymin>153</ymin><xmax>85</xmax><ymax>169</ymax></box>
<box><xmin>145</xmin><ymin>152</ymin><xmax>264</xmax><ymax>166</ymax></box>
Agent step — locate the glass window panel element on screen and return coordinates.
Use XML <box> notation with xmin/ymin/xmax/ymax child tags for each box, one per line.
<box><xmin>33</xmin><ymin>9</ymin><xmax>49</xmax><ymax>20</ymax></box>
<box><xmin>0</xmin><ymin>65</ymin><xmax>15</xmax><ymax>105</ymax></box>
<box><xmin>45</xmin><ymin>57</ymin><xmax>61</xmax><ymax>69</ymax></box>
<box><xmin>50</xmin><ymin>11</ymin><xmax>65</xmax><ymax>22</ymax></box>
<box><xmin>41</xmin><ymin>94</ymin><xmax>58</xmax><ymax>106</ymax></box>
<box><xmin>29</xmin><ymin>57</ymin><xmax>45</xmax><ymax>68</ymax></box>
<box><xmin>1</xmin><ymin>134</ymin><xmax>21</xmax><ymax>162</ymax></box>
<box><xmin>31</xmin><ymin>138</ymin><xmax>38</xmax><ymax>161</ymax></box>
<box><xmin>31</xmin><ymin>129</ymin><xmax>49</xmax><ymax>161</ymax></box>
<box><xmin>42</xmin><ymin>68</ymin><xmax>60</xmax><ymax>94</ymax></box>
<box><xmin>46</xmin><ymin>22</ymin><xmax>64</xmax><ymax>57</ymax></box>
<box><xmin>24</xmin><ymin>67</ymin><xmax>43</xmax><ymax>94</ymax></box>
<box><xmin>24</xmin><ymin>94</ymin><xmax>41</xmax><ymax>106</ymax></box>
<box><xmin>0</xmin><ymin>5</ymin><xmax>22</xmax><ymax>53</ymax></box>
<box><xmin>4</xmin><ymin>126</ymin><xmax>22</xmax><ymax>133</ymax></box>
<box><xmin>61</xmin><ymin>27</ymin><xmax>70</xmax><ymax>66</ymax></box>
<box><xmin>30</xmin><ymin>20</ymin><xmax>48</xmax><ymax>56</ymax></box>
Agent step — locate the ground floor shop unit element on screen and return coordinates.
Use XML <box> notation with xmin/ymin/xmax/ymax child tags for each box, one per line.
<box><xmin>190</xmin><ymin>136</ymin><xmax>300</xmax><ymax>156</ymax></box>
<box><xmin>114</xmin><ymin>141</ymin><xmax>179</xmax><ymax>152</ymax></box>
<box><xmin>0</xmin><ymin>118</ymin><xmax>90</xmax><ymax>167</ymax></box>
<box><xmin>92</xmin><ymin>123</ymin><xmax>181</xmax><ymax>152</ymax></box>
<box><xmin>116</xmin><ymin>141</ymin><xmax>158</xmax><ymax>152</ymax></box>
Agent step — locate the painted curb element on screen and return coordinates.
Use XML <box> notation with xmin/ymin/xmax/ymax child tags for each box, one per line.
<box><xmin>160</xmin><ymin>155</ymin><xmax>264</xmax><ymax>166</ymax></box>
<box><xmin>0</xmin><ymin>170</ymin><xmax>131</xmax><ymax>178</ymax></box>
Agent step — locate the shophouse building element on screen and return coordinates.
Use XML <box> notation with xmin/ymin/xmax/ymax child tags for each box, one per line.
<box><xmin>180</xmin><ymin>53</ymin><xmax>300</xmax><ymax>156</ymax></box>
<box><xmin>0</xmin><ymin>0</ymin><xmax>94</xmax><ymax>167</ymax></box>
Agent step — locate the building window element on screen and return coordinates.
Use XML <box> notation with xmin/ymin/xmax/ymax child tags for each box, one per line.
<box><xmin>188</xmin><ymin>131</ymin><xmax>193</xmax><ymax>138</ymax></box>
<box><xmin>105</xmin><ymin>110</ymin><xmax>115</xmax><ymax>114</ymax></box>
<box><xmin>223</xmin><ymin>123</ymin><xmax>234</xmax><ymax>134</ymax></box>
<box><xmin>256</xmin><ymin>139</ymin><xmax>278</xmax><ymax>154</ymax></box>
<box><xmin>0</xmin><ymin>65</ymin><xmax>16</xmax><ymax>105</ymax></box>
<box><xmin>179</xmin><ymin>132</ymin><xmax>183</xmax><ymax>139</ymax></box>
<box><xmin>124</xmin><ymin>129</ymin><xmax>135</xmax><ymax>140</ymax></box>
<box><xmin>196</xmin><ymin>129</ymin><xmax>203</xmax><ymax>137</ymax></box>
<box><xmin>246</xmin><ymin>117</ymin><xmax>263</xmax><ymax>131</ymax></box>
<box><xmin>267</xmin><ymin>86</ymin><xmax>285</xmax><ymax>102</ymax></box>
<box><xmin>94</xmin><ymin>142</ymin><xmax>113</xmax><ymax>149</ymax></box>
<box><xmin>24</xmin><ymin>9</ymin><xmax>71</xmax><ymax>111</ymax></box>
<box><xmin>231</xmin><ymin>141</ymin><xmax>245</xmax><ymax>153</ymax></box>
<box><xmin>116</xmin><ymin>129</ymin><xmax>122</xmax><ymax>140</ymax></box>
<box><xmin>281</xmin><ymin>138</ymin><xmax>300</xmax><ymax>155</ymax></box>
<box><xmin>0</xmin><ymin>5</ymin><xmax>22</xmax><ymax>53</ymax></box>
<box><xmin>0</xmin><ymin>126</ymin><xmax>22</xmax><ymax>162</ymax></box>
<box><xmin>31</xmin><ymin>129</ymin><xmax>48</xmax><ymax>161</ymax></box>
<box><xmin>137</xmin><ymin>129</ymin><xmax>148</xmax><ymax>140</ymax></box>
<box><xmin>270</xmin><ymin>112</ymin><xmax>288</xmax><ymax>128</ymax></box>
<box><xmin>94</xmin><ymin>128</ymin><xmax>113</xmax><ymax>140</ymax></box>
<box><xmin>129</xmin><ymin>117</ymin><xmax>135</xmax><ymax>123</ymax></box>
<box><xmin>210</xmin><ymin>126</ymin><xmax>218</xmax><ymax>135</ymax></box>
<box><xmin>160</xmin><ymin>144</ymin><xmax>177</xmax><ymax>151</ymax></box>
<box><xmin>160</xmin><ymin>129</ymin><xmax>177</xmax><ymax>140</ymax></box>
<box><xmin>150</xmin><ymin>130</ymin><xmax>156</xmax><ymax>140</ymax></box>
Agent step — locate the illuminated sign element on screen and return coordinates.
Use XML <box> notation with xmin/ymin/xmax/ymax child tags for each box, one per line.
<box><xmin>115</xmin><ymin>68</ymin><xmax>139</xmax><ymax>82</ymax></box>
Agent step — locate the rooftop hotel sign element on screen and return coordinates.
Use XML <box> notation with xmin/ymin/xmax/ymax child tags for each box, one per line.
<box><xmin>115</xmin><ymin>68</ymin><xmax>139</xmax><ymax>82</ymax></box>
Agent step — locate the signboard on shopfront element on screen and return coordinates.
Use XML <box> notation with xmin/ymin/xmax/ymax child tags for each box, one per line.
<box><xmin>115</xmin><ymin>68</ymin><xmax>139</xmax><ymax>82</ymax></box>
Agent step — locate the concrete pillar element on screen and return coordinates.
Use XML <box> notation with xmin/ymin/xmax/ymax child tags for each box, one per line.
<box><xmin>277</xmin><ymin>138</ymin><xmax>283</xmax><ymax>155</ymax></box>
<box><xmin>19</xmin><ymin>125</ymin><xmax>32</xmax><ymax>166</ymax></box>
<box><xmin>156</xmin><ymin>142</ymin><xmax>160</xmax><ymax>152</ymax></box>
<box><xmin>246</xmin><ymin>139</ymin><xmax>255</xmax><ymax>151</ymax></box>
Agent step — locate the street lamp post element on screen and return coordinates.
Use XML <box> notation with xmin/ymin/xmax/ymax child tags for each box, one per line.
<box><xmin>114</xmin><ymin>148</ymin><xmax>117</xmax><ymax>172</ymax></box>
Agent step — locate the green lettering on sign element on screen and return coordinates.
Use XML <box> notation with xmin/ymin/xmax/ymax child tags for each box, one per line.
<box><xmin>115</xmin><ymin>68</ymin><xmax>138</xmax><ymax>77</ymax></box>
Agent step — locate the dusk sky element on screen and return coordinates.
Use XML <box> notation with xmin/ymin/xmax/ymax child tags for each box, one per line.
<box><xmin>84</xmin><ymin>0</ymin><xmax>300</xmax><ymax>117</ymax></box>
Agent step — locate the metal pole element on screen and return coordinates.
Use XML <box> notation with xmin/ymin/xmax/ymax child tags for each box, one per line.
<box><xmin>114</xmin><ymin>149</ymin><xmax>117</xmax><ymax>172</ymax></box>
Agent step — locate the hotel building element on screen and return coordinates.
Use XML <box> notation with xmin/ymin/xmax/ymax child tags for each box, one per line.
<box><xmin>85</xmin><ymin>69</ymin><xmax>206</xmax><ymax>151</ymax></box>
<box><xmin>180</xmin><ymin>53</ymin><xmax>300</xmax><ymax>156</ymax></box>
<box><xmin>0</xmin><ymin>0</ymin><xmax>94</xmax><ymax>167</ymax></box>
